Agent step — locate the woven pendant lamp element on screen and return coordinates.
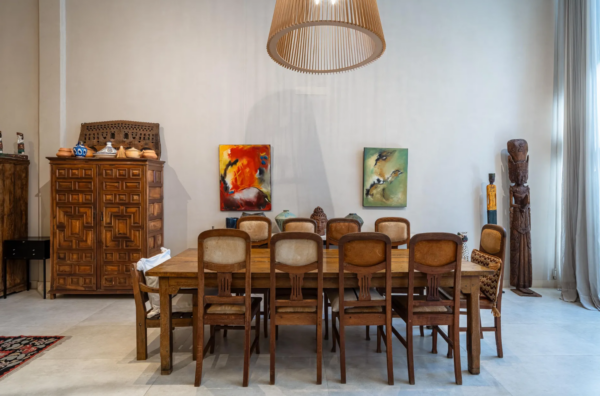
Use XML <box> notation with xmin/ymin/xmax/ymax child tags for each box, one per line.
<box><xmin>267</xmin><ymin>0</ymin><xmax>386</xmax><ymax>74</ymax></box>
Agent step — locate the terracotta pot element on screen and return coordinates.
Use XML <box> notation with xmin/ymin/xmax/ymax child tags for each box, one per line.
<box><xmin>84</xmin><ymin>146</ymin><xmax>94</xmax><ymax>157</ymax></box>
<box><xmin>56</xmin><ymin>148</ymin><xmax>74</xmax><ymax>158</ymax></box>
<box><xmin>125</xmin><ymin>148</ymin><xmax>141</xmax><ymax>158</ymax></box>
<box><xmin>116</xmin><ymin>146</ymin><xmax>127</xmax><ymax>159</ymax></box>
<box><xmin>141</xmin><ymin>150</ymin><xmax>158</xmax><ymax>159</ymax></box>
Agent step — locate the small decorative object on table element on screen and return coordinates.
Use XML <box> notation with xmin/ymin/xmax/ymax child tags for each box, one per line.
<box><xmin>84</xmin><ymin>145</ymin><xmax>94</xmax><ymax>157</ymax></box>
<box><xmin>17</xmin><ymin>132</ymin><xmax>24</xmax><ymax>154</ymax></box>
<box><xmin>0</xmin><ymin>131</ymin><xmax>3</xmax><ymax>153</ymax></box>
<box><xmin>275</xmin><ymin>210</ymin><xmax>296</xmax><ymax>231</ymax></box>
<box><xmin>507</xmin><ymin>139</ymin><xmax>539</xmax><ymax>297</ymax></box>
<box><xmin>125</xmin><ymin>147</ymin><xmax>141</xmax><ymax>158</ymax></box>
<box><xmin>141</xmin><ymin>149</ymin><xmax>157</xmax><ymax>159</ymax></box>
<box><xmin>226</xmin><ymin>217</ymin><xmax>239</xmax><ymax>229</ymax></box>
<box><xmin>310</xmin><ymin>206</ymin><xmax>328</xmax><ymax>236</ymax></box>
<box><xmin>73</xmin><ymin>141</ymin><xmax>88</xmax><ymax>158</ymax></box>
<box><xmin>345</xmin><ymin>213</ymin><xmax>364</xmax><ymax>227</ymax></box>
<box><xmin>94</xmin><ymin>142</ymin><xmax>117</xmax><ymax>158</ymax></box>
<box><xmin>56</xmin><ymin>148</ymin><xmax>74</xmax><ymax>158</ymax></box>
<box><xmin>241</xmin><ymin>212</ymin><xmax>266</xmax><ymax>218</ymax></box>
<box><xmin>487</xmin><ymin>173</ymin><xmax>497</xmax><ymax>224</ymax></box>
<box><xmin>457</xmin><ymin>232</ymin><xmax>469</xmax><ymax>261</ymax></box>
<box><xmin>116</xmin><ymin>145</ymin><xmax>127</xmax><ymax>158</ymax></box>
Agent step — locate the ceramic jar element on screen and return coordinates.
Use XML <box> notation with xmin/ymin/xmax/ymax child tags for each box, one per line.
<box><xmin>95</xmin><ymin>142</ymin><xmax>117</xmax><ymax>157</ymax></box>
<box><xmin>345</xmin><ymin>213</ymin><xmax>364</xmax><ymax>227</ymax></box>
<box><xmin>73</xmin><ymin>141</ymin><xmax>87</xmax><ymax>158</ymax></box>
<box><xmin>275</xmin><ymin>210</ymin><xmax>297</xmax><ymax>232</ymax></box>
<box><xmin>125</xmin><ymin>148</ymin><xmax>141</xmax><ymax>158</ymax></box>
<box><xmin>56</xmin><ymin>148</ymin><xmax>74</xmax><ymax>158</ymax></box>
<box><xmin>141</xmin><ymin>149</ymin><xmax>158</xmax><ymax>159</ymax></box>
<box><xmin>310</xmin><ymin>207</ymin><xmax>328</xmax><ymax>236</ymax></box>
<box><xmin>226</xmin><ymin>217</ymin><xmax>239</xmax><ymax>229</ymax></box>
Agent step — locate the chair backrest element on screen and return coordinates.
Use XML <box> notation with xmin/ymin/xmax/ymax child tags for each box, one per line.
<box><xmin>282</xmin><ymin>218</ymin><xmax>317</xmax><ymax>233</ymax></box>
<box><xmin>337</xmin><ymin>232</ymin><xmax>392</xmax><ymax>313</ymax></box>
<box><xmin>375</xmin><ymin>217</ymin><xmax>410</xmax><ymax>248</ymax></box>
<box><xmin>270</xmin><ymin>232</ymin><xmax>323</xmax><ymax>309</ymax></box>
<box><xmin>408</xmin><ymin>233</ymin><xmax>462</xmax><ymax>313</ymax></box>
<box><xmin>478</xmin><ymin>224</ymin><xmax>507</xmax><ymax>301</ymax></box>
<box><xmin>198</xmin><ymin>229</ymin><xmax>252</xmax><ymax>315</ymax></box>
<box><xmin>237</xmin><ymin>216</ymin><xmax>272</xmax><ymax>248</ymax></box>
<box><xmin>130</xmin><ymin>263</ymin><xmax>156</xmax><ymax>320</ymax></box>
<box><xmin>326</xmin><ymin>218</ymin><xmax>361</xmax><ymax>248</ymax></box>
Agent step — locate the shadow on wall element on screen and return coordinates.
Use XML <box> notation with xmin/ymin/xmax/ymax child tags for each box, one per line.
<box><xmin>160</xmin><ymin>127</ymin><xmax>191</xmax><ymax>256</ymax></box>
<box><xmin>244</xmin><ymin>90</ymin><xmax>333</xmax><ymax>218</ymax></box>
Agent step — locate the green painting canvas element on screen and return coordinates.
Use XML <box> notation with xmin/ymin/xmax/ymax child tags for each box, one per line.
<box><xmin>363</xmin><ymin>148</ymin><xmax>408</xmax><ymax>207</ymax></box>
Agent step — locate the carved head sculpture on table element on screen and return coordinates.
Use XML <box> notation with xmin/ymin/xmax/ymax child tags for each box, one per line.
<box><xmin>507</xmin><ymin>139</ymin><xmax>536</xmax><ymax>296</ymax></box>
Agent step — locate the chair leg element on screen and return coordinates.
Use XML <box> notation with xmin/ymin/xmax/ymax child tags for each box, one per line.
<box><xmin>420</xmin><ymin>326</ymin><xmax>425</xmax><ymax>337</ymax></box>
<box><xmin>317</xmin><ymin>312</ymin><xmax>323</xmax><ymax>385</ymax></box>
<box><xmin>324</xmin><ymin>293</ymin><xmax>329</xmax><ymax>340</ymax></box>
<box><xmin>495</xmin><ymin>316</ymin><xmax>503</xmax><ymax>358</ymax></box>
<box><xmin>264</xmin><ymin>291</ymin><xmax>269</xmax><ymax>338</ymax></box>
<box><xmin>192</xmin><ymin>304</ymin><xmax>198</xmax><ymax>361</ymax></box>
<box><xmin>270</xmin><ymin>303</ymin><xmax>276</xmax><ymax>384</ymax></box>
<box><xmin>331</xmin><ymin>314</ymin><xmax>337</xmax><ymax>353</ymax></box>
<box><xmin>243</xmin><ymin>317</ymin><xmax>251</xmax><ymax>387</ymax></box>
<box><xmin>136</xmin><ymin>321</ymin><xmax>148</xmax><ymax>361</ymax></box>
<box><xmin>223</xmin><ymin>328</ymin><xmax>228</xmax><ymax>338</ymax></box>
<box><xmin>453</xmin><ymin>324</ymin><xmax>462</xmax><ymax>385</ymax></box>
<box><xmin>366</xmin><ymin>325</ymin><xmax>371</xmax><ymax>340</ymax></box>
<box><xmin>194</xmin><ymin>318</ymin><xmax>205</xmax><ymax>387</ymax></box>
<box><xmin>255</xmin><ymin>312</ymin><xmax>261</xmax><ymax>354</ymax></box>
<box><xmin>386</xmin><ymin>321</ymin><xmax>394</xmax><ymax>385</ymax></box>
<box><xmin>210</xmin><ymin>326</ymin><xmax>216</xmax><ymax>354</ymax></box>
<box><xmin>376</xmin><ymin>326</ymin><xmax>382</xmax><ymax>353</ymax></box>
<box><xmin>339</xmin><ymin>319</ymin><xmax>347</xmax><ymax>384</ymax></box>
<box><xmin>480</xmin><ymin>317</ymin><xmax>484</xmax><ymax>339</ymax></box>
<box><xmin>276</xmin><ymin>325</ymin><xmax>279</xmax><ymax>340</ymax></box>
<box><xmin>407</xmin><ymin>324</ymin><xmax>415</xmax><ymax>385</ymax></box>
<box><xmin>431</xmin><ymin>326</ymin><xmax>438</xmax><ymax>354</ymax></box>
<box><xmin>447</xmin><ymin>325</ymin><xmax>454</xmax><ymax>359</ymax></box>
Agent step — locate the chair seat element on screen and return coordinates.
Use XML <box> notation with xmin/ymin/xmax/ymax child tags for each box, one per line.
<box><xmin>276</xmin><ymin>305</ymin><xmax>317</xmax><ymax>313</ymax></box>
<box><xmin>328</xmin><ymin>288</ymin><xmax>383</xmax><ymax>313</ymax></box>
<box><xmin>206</xmin><ymin>297</ymin><xmax>262</xmax><ymax>314</ymax></box>
<box><xmin>439</xmin><ymin>287</ymin><xmax>495</xmax><ymax>310</ymax></box>
<box><xmin>148</xmin><ymin>311</ymin><xmax>194</xmax><ymax>320</ymax></box>
<box><xmin>392</xmin><ymin>295</ymin><xmax>451</xmax><ymax>313</ymax></box>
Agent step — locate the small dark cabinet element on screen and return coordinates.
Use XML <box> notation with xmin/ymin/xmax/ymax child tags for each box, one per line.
<box><xmin>2</xmin><ymin>237</ymin><xmax>51</xmax><ymax>299</ymax></box>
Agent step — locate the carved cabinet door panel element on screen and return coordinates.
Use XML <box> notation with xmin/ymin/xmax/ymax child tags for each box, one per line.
<box><xmin>53</xmin><ymin>165</ymin><xmax>97</xmax><ymax>291</ymax></box>
<box><xmin>99</xmin><ymin>165</ymin><xmax>145</xmax><ymax>290</ymax></box>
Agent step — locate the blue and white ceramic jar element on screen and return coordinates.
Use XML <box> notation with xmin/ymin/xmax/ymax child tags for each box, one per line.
<box><xmin>73</xmin><ymin>141</ymin><xmax>87</xmax><ymax>158</ymax></box>
<box><xmin>275</xmin><ymin>210</ymin><xmax>297</xmax><ymax>232</ymax></box>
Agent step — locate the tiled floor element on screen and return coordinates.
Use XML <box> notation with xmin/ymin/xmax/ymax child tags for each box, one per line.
<box><xmin>1</xmin><ymin>288</ymin><xmax>599</xmax><ymax>395</ymax></box>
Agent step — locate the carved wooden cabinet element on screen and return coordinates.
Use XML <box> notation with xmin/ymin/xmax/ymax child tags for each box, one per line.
<box><xmin>0</xmin><ymin>156</ymin><xmax>29</xmax><ymax>296</ymax></box>
<box><xmin>48</xmin><ymin>158</ymin><xmax>164</xmax><ymax>297</ymax></box>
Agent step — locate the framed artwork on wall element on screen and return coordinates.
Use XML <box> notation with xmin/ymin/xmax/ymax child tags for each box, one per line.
<box><xmin>363</xmin><ymin>147</ymin><xmax>408</xmax><ymax>207</ymax></box>
<box><xmin>219</xmin><ymin>144</ymin><xmax>272</xmax><ymax>211</ymax></box>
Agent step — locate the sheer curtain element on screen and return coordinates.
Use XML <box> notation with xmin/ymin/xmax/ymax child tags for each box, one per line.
<box><xmin>558</xmin><ymin>0</ymin><xmax>600</xmax><ymax>310</ymax></box>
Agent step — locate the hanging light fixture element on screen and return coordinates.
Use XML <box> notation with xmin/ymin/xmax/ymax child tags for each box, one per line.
<box><xmin>267</xmin><ymin>0</ymin><xmax>386</xmax><ymax>74</ymax></box>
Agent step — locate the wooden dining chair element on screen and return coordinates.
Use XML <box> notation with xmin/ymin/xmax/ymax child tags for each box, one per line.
<box><xmin>329</xmin><ymin>232</ymin><xmax>394</xmax><ymax>385</ymax></box>
<box><xmin>282</xmin><ymin>218</ymin><xmax>317</xmax><ymax>233</ymax></box>
<box><xmin>324</xmin><ymin>218</ymin><xmax>361</xmax><ymax>340</ymax></box>
<box><xmin>390</xmin><ymin>232</ymin><xmax>463</xmax><ymax>385</ymax></box>
<box><xmin>444</xmin><ymin>224</ymin><xmax>507</xmax><ymax>358</ymax></box>
<box><xmin>195</xmin><ymin>229</ymin><xmax>262</xmax><ymax>387</ymax></box>
<box><xmin>236</xmin><ymin>216</ymin><xmax>271</xmax><ymax>337</ymax></box>
<box><xmin>130</xmin><ymin>263</ymin><xmax>197</xmax><ymax>361</ymax></box>
<box><xmin>269</xmin><ymin>232</ymin><xmax>323</xmax><ymax>385</ymax></box>
<box><xmin>374</xmin><ymin>217</ymin><xmax>426</xmax><ymax>338</ymax></box>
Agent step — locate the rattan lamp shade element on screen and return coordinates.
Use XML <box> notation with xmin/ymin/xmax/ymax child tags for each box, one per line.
<box><xmin>267</xmin><ymin>0</ymin><xmax>386</xmax><ymax>74</ymax></box>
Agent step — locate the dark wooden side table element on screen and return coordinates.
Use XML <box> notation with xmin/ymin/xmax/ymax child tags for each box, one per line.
<box><xmin>2</xmin><ymin>237</ymin><xmax>51</xmax><ymax>299</ymax></box>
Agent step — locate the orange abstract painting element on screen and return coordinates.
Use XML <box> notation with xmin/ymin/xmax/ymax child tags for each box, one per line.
<box><xmin>219</xmin><ymin>145</ymin><xmax>271</xmax><ymax>211</ymax></box>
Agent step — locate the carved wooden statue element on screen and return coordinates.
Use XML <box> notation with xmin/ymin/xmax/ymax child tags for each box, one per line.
<box><xmin>487</xmin><ymin>173</ymin><xmax>497</xmax><ymax>224</ymax></box>
<box><xmin>507</xmin><ymin>139</ymin><xmax>534</xmax><ymax>295</ymax></box>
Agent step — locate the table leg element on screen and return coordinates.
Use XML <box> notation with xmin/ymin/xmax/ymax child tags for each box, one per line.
<box><xmin>26</xmin><ymin>260</ymin><xmax>30</xmax><ymax>291</ymax></box>
<box><xmin>159</xmin><ymin>277</ymin><xmax>173</xmax><ymax>375</ymax></box>
<box><xmin>466</xmin><ymin>277</ymin><xmax>481</xmax><ymax>374</ymax></box>
<box><xmin>3</xmin><ymin>257</ymin><xmax>6</xmax><ymax>299</ymax></box>
<box><xmin>43</xmin><ymin>259</ymin><xmax>47</xmax><ymax>300</ymax></box>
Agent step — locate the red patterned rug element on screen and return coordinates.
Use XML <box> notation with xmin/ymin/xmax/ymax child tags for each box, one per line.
<box><xmin>0</xmin><ymin>336</ymin><xmax>65</xmax><ymax>380</ymax></box>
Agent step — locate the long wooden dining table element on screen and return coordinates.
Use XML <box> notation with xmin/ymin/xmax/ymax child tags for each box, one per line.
<box><xmin>147</xmin><ymin>248</ymin><xmax>494</xmax><ymax>376</ymax></box>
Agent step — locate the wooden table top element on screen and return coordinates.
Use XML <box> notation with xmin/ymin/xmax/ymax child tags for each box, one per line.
<box><xmin>147</xmin><ymin>248</ymin><xmax>494</xmax><ymax>278</ymax></box>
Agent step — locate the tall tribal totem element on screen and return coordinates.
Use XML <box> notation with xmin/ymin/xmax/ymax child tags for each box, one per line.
<box><xmin>507</xmin><ymin>139</ymin><xmax>533</xmax><ymax>295</ymax></box>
